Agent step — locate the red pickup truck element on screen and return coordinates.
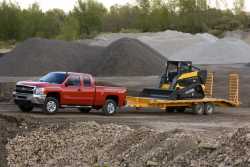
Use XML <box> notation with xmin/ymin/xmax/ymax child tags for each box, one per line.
<box><xmin>13</xmin><ymin>72</ymin><xmax>127</xmax><ymax>115</ymax></box>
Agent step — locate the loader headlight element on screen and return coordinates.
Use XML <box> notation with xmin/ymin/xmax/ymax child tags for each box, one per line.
<box><xmin>34</xmin><ymin>87</ymin><xmax>45</xmax><ymax>95</ymax></box>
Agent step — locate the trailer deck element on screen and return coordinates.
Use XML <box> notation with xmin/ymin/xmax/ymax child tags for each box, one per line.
<box><xmin>126</xmin><ymin>73</ymin><xmax>240</xmax><ymax>114</ymax></box>
<box><xmin>127</xmin><ymin>97</ymin><xmax>239</xmax><ymax>109</ymax></box>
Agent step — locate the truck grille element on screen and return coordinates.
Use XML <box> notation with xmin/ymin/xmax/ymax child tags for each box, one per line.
<box><xmin>16</xmin><ymin>85</ymin><xmax>34</xmax><ymax>94</ymax></box>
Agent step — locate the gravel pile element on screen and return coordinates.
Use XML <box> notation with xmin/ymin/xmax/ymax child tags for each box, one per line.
<box><xmin>0</xmin><ymin>30</ymin><xmax>250</xmax><ymax>77</ymax></box>
<box><xmin>0</xmin><ymin>38</ymin><xmax>167</xmax><ymax>76</ymax></box>
<box><xmin>225</xmin><ymin>30</ymin><xmax>250</xmax><ymax>45</ymax></box>
<box><xmin>170</xmin><ymin>38</ymin><xmax>250</xmax><ymax>64</ymax></box>
<box><xmin>0</xmin><ymin>118</ymin><xmax>19</xmax><ymax>167</ymax></box>
<box><xmin>171</xmin><ymin>127</ymin><xmax>250</xmax><ymax>166</ymax></box>
<box><xmin>0</xmin><ymin>38</ymin><xmax>104</xmax><ymax>76</ymax></box>
<box><xmin>7</xmin><ymin>121</ymin><xmax>250</xmax><ymax>167</ymax></box>
<box><xmin>87</xmin><ymin>30</ymin><xmax>250</xmax><ymax>64</ymax></box>
<box><xmin>96</xmin><ymin>38</ymin><xmax>166</xmax><ymax>76</ymax></box>
<box><xmin>6</xmin><ymin>122</ymin><xmax>197</xmax><ymax>167</ymax></box>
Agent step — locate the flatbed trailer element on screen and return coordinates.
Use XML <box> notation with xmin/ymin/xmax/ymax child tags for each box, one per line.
<box><xmin>126</xmin><ymin>73</ymin><xmax>240</xmax><ymax>115</ymax></box>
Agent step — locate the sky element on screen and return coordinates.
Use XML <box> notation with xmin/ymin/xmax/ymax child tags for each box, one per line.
<box><xmin>2</xmin><ymin>0</ymin><xmax>250</xmax><ymax>12</ymax></box>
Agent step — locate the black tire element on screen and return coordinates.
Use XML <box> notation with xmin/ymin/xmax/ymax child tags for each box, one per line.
<box><xmin>204</xmin><ymin>103</ymin><xmax>215</xmax><ymax>115</ymax></box>
<box><xmin>43</xmin><ymin>97</ymin><xmax>59</xmax><ymax>114</ymax></box>
<box><xmin>166</xmin><ymin>108</ymin><xmax>176</xmax><ymax>113</ymax></box>
<box><xmin>103</xmin><ymin>99</ymin><xmax>117</xmax><ymax>116</ymax></box>
<box><xmin>177</xmin><ymin>108</ymin><xmax>186</xmax><ymax>112</ymax></box>
<box><xmin>79</xmin><ymin>107</ymin><xmax>91</xmax><ymax>113</ymax></box>
<box><xmin>192</xmin><ymin>103</ymin><xmax>205</xmax><ymax>115</ymax></box>
<box><xmin>18</xmin><ymin>105</ymin><xmax>33</xmax><ymax>112</ymax></box>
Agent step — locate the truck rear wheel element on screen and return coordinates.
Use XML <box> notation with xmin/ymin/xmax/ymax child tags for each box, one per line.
<box><xmin>103</xmin><ymin>99</ymin><xmax>117</xmax><ymax>116</ymax></box>
<box><xmin>192</xmin><ymin>103</ymin><xmax>204</xmax><ymax>115</ymax></box>
<box><xmin>43</xmin><ymin>97</ymin><xmax>59</xmax><ymax>114</ymax></box>
<box><xmin>79</xmin><ymin>107</ymin><xmax>91</xmax><ymax>113</ymax></box>
<box><xmin>18</xmin><ymin>105</ymin><xmax>33</xmax><ymax>112</ymax></box>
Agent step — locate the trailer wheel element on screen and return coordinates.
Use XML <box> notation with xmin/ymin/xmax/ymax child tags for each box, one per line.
<box><xmin>166</xmin><ymin>108</ymin><xmax>175</xmax><ymax>113</ymax></box>
<box><xmin>192</xmin><ymin>103</ymin><xmax>205</xmax><ymax>115</ymax></box>
<box><xmin>204</xmin><ymin>103</ymin><xmax>215</xmax><ymax>115</ymax></box>
<box><xmin>177</xmin><ymin>108</ymin><xmax>186</xmax><ymax>113</ymax></box>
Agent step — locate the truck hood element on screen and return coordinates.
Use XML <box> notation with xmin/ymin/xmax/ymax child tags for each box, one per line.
<box><xmin>17</xmin><ymin>81</ymin><xmax>50</xmax><ymax>87</ymax></box>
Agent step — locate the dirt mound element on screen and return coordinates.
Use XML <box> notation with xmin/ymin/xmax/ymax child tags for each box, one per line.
<box><xmin>0</xmin><ymin>53</ymin><xmax>4</xmax><ymax>58</ymax></box>
<box><xmin>0</xmin><ymin>38</ymin><xmax>166</xmax><ymax>76</ymax></box>
<box><xmin>0</xmin><ymin>118</ymin><xmax>18</xmax><ymax>167</ymax></box>
<box><xmin>6</xmin><ymin>122</ymin><xmax>197</xmax><ymax>167</ymax></box>
<box><xmin>6</xmin><ymin>121</ymin><xmax>250</xmax><ymax>167</ymax></box>
<box><xmin>0</xmin><ymin>38</ymin><xmax>104</xmax><ymax>76</ymax></box>
<box><xmin>95</xmin><ymin>38</ymin><xmax>167</xmax><ymax>76</ymax></box>
<box><xmin>88</xmin><ymin>30</ymin><xmax>250</xmax><ymax>65</ymax></box>
<box><xmin>170</xmin><ymin>38</ymin><xmax>250</xmax><ymax>64</ymax></box>
<box><xmin>171</xmin><ymin>127</ymin><xmax>250</xmax><ymax>166</ymax></box>
<box><xmin>0</xmin><ymin>114</ymin><xmax>35</xmax><ymax>167</ymax></box>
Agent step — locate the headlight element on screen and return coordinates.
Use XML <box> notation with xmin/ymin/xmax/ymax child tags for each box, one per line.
<box><xmin>34</xmin><ymin>87</ymin><xmax>45</xmax><ymax>95</ymax></box>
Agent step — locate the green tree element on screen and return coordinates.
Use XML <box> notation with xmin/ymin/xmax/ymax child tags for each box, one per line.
<box><xmin>40</xmin><ymin>9</ymin><xmax>66</xmax><ymax>38</ymax></box>
<box><xmin>20</xmin><ymin>3</ymin><xmax>44</xmax><ymax>39</ymax></box>
<box><xmin>234</xmin><ymin>0</ymin><xmax>245</xmax><ymax>14</ymax></box>
<box><xmin>103</xmin><ymin>4</ymin><xmax>140</xmax><ymax>32</ymax></box>
<box><xmin>73</xmin><ymin>0</ymin><xmax>106</xmax><ymax>38</ymax></box>
<box><xmin>0</xmin><ymin>1</ymin><xmax>21</xmax><ymax>40</ymax></box>
<box><xmin>136</xmin><ymin>0</ymin><xmax>151</xmax><ymax>31</ymax></box>
<box><xmin>58</xmin><ymin>13</ymin><xmax>80</xmax><ymax>40</ymax></box>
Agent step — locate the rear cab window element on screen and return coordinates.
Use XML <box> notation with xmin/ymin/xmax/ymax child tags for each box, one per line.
<box><xmin>83</xmin><ymin>77</ymin><xmax>92</xmax><ymax>87</ymax></box>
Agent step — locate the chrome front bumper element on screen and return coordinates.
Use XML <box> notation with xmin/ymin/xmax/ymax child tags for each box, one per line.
<box><xmin>13</xmin><ymin>92</ymin><xmax>46</xmax><ymax>105</ymax></box>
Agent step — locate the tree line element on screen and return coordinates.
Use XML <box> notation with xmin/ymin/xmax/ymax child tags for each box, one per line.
<box><xmin>0</xmin><ymin>0</ymin><xmax>249</xmax><ymax>41</ymax></box>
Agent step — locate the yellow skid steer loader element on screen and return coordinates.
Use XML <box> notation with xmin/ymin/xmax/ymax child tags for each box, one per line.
<box><xmin>141</xmin><ymin>61</ymin><xmax>207</xmax><ymax>100</ymax></box>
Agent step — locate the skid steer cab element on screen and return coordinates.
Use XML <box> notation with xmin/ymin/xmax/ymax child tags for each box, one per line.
<box><xmin>142</xmin><ymin>61</ymin><xmax>208</xmax><ymax>100</ymax></box>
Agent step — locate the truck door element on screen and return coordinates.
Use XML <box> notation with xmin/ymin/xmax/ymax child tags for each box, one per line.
<box><xmin>61</xmin><ymin>75</ymin><xmax>84</xmax><ymax>105</ymax></box>
<box><xmin>79</xmin><ymin>76</ymin><xmax>95</xmax><ymax>106</ymax></box>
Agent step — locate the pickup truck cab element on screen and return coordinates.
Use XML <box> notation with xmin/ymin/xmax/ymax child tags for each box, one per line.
<box><xmin>13</xmin><ymin>72</ymin><xmax>127</xmax><ymax>115</ymax></box>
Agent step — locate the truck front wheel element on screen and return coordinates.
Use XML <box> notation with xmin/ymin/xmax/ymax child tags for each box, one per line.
<box><xmin>43</xmin><ymin>97</ymin><xmax>59</xmax><ymax>114</ymax></box>
<box><xmin>18</xmin><ymin>105</ymin><xmax>33</xmax><ymax>112</ymax></box>
<box><xmin>103</xmin><ymin>99</ymin><xmax>117</xmax><ymax>116</ymax></box>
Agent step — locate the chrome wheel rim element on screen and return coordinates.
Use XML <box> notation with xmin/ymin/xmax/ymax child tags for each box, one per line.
<box><xmin>47</xmin><ymin>101</ymin><xmax>57</xmax><ymax>113</ymax></box>
<box><xmin>107</xmin><ymin>103</ymin><xmax>115</xmax><ymax>114</ymax></box>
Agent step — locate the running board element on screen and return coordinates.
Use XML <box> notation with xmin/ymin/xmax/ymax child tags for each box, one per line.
<box><xmin>60</xmin><ymin>105</ymin><xmax>92</xmax><ymax>108</ymax></box>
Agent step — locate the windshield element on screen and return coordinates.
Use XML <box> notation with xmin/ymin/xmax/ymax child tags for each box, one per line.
<box><xmin>39</xmin><ymin>72</ymin><xmax>67</xmax><ymax>84</ymax></box>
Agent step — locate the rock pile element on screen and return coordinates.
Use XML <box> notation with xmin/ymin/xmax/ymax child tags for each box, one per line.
<box><xmin>88</xmin><ymin>30</ymin><xmax>250</xmax><ymax>64</ymax></box>
<box><xmin>0</xmin><ymin>38</ymin><xmax>167</xmax><ymax>76</ymax></box>
<box><xmin>171</xmin><ymin>127</ymin><xmax>250</xmax><ymax>166</ymax></box>
<box><xmin>7</xmin><ymin>122</ymin><xmax>250</xmax><ymax>167</ymax></box>
<box><xmin>96</xmin><ymin>38</ymin><xmax>166</xmax><ymax>76</ymax></box>
<box><xmin>0</xmin><ymin>38</ymin><xmax>104</xmax><ymax>76</ymax></box>
<box><xmin>6</xmin><ymin>122</ymin><xmax>197</xmax><ymax>167</ymax></box>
